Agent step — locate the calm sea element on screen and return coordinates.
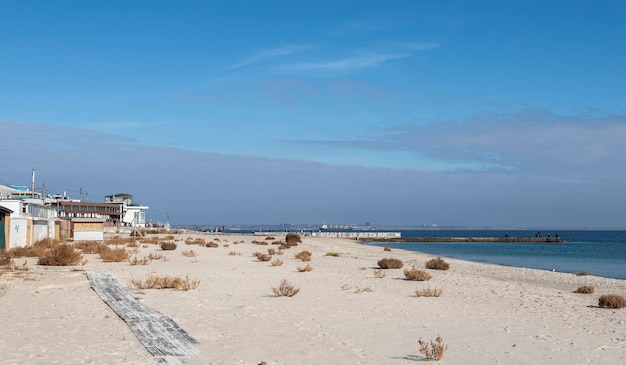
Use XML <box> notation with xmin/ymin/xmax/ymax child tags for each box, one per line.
<box><xmin>365</xmin><ymin>230</ymin><xmax>626</xmax><ymax>280</ymax></box>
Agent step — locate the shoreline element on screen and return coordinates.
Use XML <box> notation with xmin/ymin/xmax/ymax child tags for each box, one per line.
<box><xmin>1</xmin><ymin>232</ymin><xmax>625</xmax><ymax>364</ymax></box>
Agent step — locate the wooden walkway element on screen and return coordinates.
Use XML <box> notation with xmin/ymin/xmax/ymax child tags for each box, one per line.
<box><xmin>86</xmin><ymin>271</ymin><xmax>200</xmax><ymax>365</ymax></box>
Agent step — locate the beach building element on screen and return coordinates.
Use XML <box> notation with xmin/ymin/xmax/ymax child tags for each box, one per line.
<box><xmin>105</xmin><ymin>193</ymin><xmax>149</xmax><ymax>227</ymax></box>
<box><xmin>0</xmin><ymin>198</ymin><xmax>59</xmax><ymax>249</ymax></box>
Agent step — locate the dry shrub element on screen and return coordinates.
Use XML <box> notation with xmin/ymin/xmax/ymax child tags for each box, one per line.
<box><xmin>141</xmin><ymin>236</ymin><xmax>160</xmax><ymax>245</ymax></box>
<box><xmin>576</xmin><ymin>271</ymin><xmax>591</xmax><ymax>276</ymax></box>
<box><xmin>271</xmin><ymin>258</ymin><xmax>283</xmax><ymax>266</ymax></box>
<box><xmin>271</xmin><ymin>241</ymin><xmax>284</xmax><ymax>245</ymax></box>
<box><xmin>147</xmin><ymin>252</ymin><xmax>168</xmax><ymax>261</ymax></box>
<box><xmin>384</xmin><ymin>247</ymin><xmax>392</xmax><ymax>252</ymax></box>
<box><xmin>265</xmin><ymin>236</ymin><xmax>275</xmax><ymax>240</ymax></box>
<box><xmin>267</xmin><ymin>248</ymin><xmax>276</xmax><ymax>255</ymax></box>
<box><xmin>574</xmin><ymin>286</ymin><xmax>594</xmax><ymax>294</ymax></box>
<box><xmin>598</xmin><ymin>294</ymin><xmax>626</xmax><ymax>309</ymax></box>
<box><xmin>297</xmin><ymin>264</ymin><xmax>313</xmax><ymax>272</ymax></box>
<box><xmin>74</xmin><ymin>241</ymin><xmax>102</xmax><ymax>254</ymax></box>
<box><xmin>285</xmin><ymin>233</ymin><xmax>302</xmax><ymax>245</ymax></box>
<box><xmin>374</xmin><ymin>269</ymin><xmax>386</xmax><ymax>278</ymax></box>
<box><xmin>38</xmin><ymin>244</ymin><xmax>83</xmax><ymax>266</ymax></box>
<box><xmin>252</xmin><ymin>251</ymin><xmax>262</xmax><ymax>257</ymax></box>
<box><xmin>418</xmin><ymin>335</ymin><xmax>447</xmax><ymax>361</ymax></box>
<box><xmin>425</xmin><ymin>257</ymin><xmax>450</xmax><ymax>270</ymax></box>
<box><xmin>5</xmin><ymin>241</ymin><xmax>50</xmax><ymax>258</ymax></box>
<box><xmin>257</xmin><ymin>253</ymin><xmax>271</xmax><ymax>262</ymax></box>
<box><xmin>272</xmin><ymin>279</ymin><xmax>299</xmax><ymax>297</ymax></box>
<box><xmin>129</xmin><ymin>256</ymin><xmax>151</xmax><ymax>265</ymax></box>
<box><xmin>276</xmin><ymin>249</ymin><xmax>284</xmax><ymax>255</ymax></box>
<box><xmin>164</xmin><ymin>235</ymin><xmax>175</xmax><ymax>240</ymax></box>
<box><xmin>228</xmin><ymin>251</ymin><xmax>242</xmax><ymax>256</ymax></box>
<box><xmin>404</xmin><ymin>266</ymin><xmax>432</xmax><ymax>281</ymax></box>
<box><xmin>129</xmin><ymin>274</ymin><xmax>200</xmax><ymax>291</ymax></box>
<box><xmin>415</xmin><ymin>288</ymin><xmax>443</xmax><ymax>297</ymax></box>
<box><xmin>185</xmin><ymin>238</ymin><xmax>207</xmax><ymax>246</ymax></box>
<box><xmin>99</xmin><ymin>246</ymin><xmax>130</xmax><ymax>262</ymax></box>
<box><xmin>160</xmin><ymin>242</ymin><xmax>177</xmax><ymax>251</ymax></box>
<box><xmin>252</xmin><ymin>240</ymin><xmax>269</xmax><ymax>246</ymax></box>
<box><xmin>223</xmin><ymin>244</ymin><xmax>229</xmax><ymax>248</ymax></box>
<box><xmin>295</xmin><ymin>250</ymin><xmax>312</xmax><ymax>262</ymax></box>
<box><xmin>181</xmin><ymin>250</ymin><xmax>198</xmax><ymax>257</ymax></box>
<box><xmin>341</xmin><ymin>284</ymin><xmax>352</xmax><ymax>291</ymax></box>
<box><xmin>105</xmin><ymin>236</ymin><xmax>134</xmax><ymax>246</ymax></box>
<box><xmin>126</xmin><ymin>241</ymin><xmax>138</xmax><ymax>248</ymax></box>
<box><xmin>205</xmin><ymin>242</ymin><xmax>219</xmax><ymax>248</ymax></box>
<box><xmin>325</xmin><ymin>252</ymin><xmax>341</xmax><ymax>257</ymax></box>
<box><xmin>378</xmin><ymin>258</ymin><xmax>404</xmax><ymax>269</ymax></box>
<box><xmin>354</xmin><ymin>287</ymin><xmax>374</xmax><ymax>293</ymax></box>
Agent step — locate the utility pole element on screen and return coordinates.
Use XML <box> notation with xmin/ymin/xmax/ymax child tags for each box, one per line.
<box><xmin>41</xmin><ymin>181</ymin><xmax>46</xmax><ymax>205</ymax></box>
<box><xmin>80</xmin><ymin>187</ymin><xmax>83</xmax><ymax>201</ymax></box>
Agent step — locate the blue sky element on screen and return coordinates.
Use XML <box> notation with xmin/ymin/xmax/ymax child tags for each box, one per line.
<box><xmin>1</xmin><ymin>1</ymin><xmax>625</xmax><ymax>227</ymax></box>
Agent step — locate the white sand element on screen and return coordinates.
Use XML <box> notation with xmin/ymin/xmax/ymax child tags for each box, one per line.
<box><xmin>1</xmin><ymin>232</ymin><xmax>625</xmax><ymax>364</ymax></box>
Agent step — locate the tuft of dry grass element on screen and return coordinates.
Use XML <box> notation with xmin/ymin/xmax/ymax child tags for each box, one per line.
<box><xmin>425</xmin><ymin>257</ymin><xmax>450</xmax><ymax>270</ymax></box>
<box><xmin>574</xmin><ymin>285</ymin><xmax>594</xmax><ymax>294</ymax></box>
<box><xmin>404</xmin><ymin>266</ymin><xmax>433</xmax><ymax>281</ymax></box>
<box><xmin>297</xmin><ymin>264</ymin><xmax>313</xmax><ymax>272</ymax></box>
<box><xmin>354</xmin><ymin>287</ymin><xmax>374</xmax><ymax>294</ymax></box>
<box><xmin>272</xmin><ymin>279</ymin><xmax>300</xmax><ymax>297</ymax></box>
<box><xmin>267</xmin><ymin>248</ymin><xmax>276</xmax><ymax>255</ymax></box>
<box><xmin>415</xmin><ymin>288</ymin><xmax>444</xmax><ymax>297</ymax></box>
<box><xmin>384</xmin><ymin>246</ymin><xmax>392</xmax><ymax>252</ymax></box>
<box><xmin>271</xmin><ymin>258</ymin><xmax>283</xmax><ymax>267</ymax></box>
<box><xmin>576</xmin><ymin>271</ymin><xmax>591</xmax><ymax>276</ymax></box>
<box><xmin>252</xmin><ymin>240</ymin><xmax>269</xmax><ymax>246</ymax></box>
<box><xmin>126</xmin><ymin>241</ymin><xmax>138</xmax><ymax>248</ymax></box>
<box><xmin>105</xmin><ymin>236</ymin><xmax>135</xmax><ymax>246</ymax></box>
<box><xmin>99</xmin><ymin>246</ymin><xmax>130</xmax><ymax>262</ymax></box>
<box><xmin>160</xmin><ymin>242</ymin><xmax>177</xmax><ymax>251</ymax></box>
<box><xmin>373</xmin><ymin>269</ymin><xmax>386</xmax><ymax>278</ymax></box>
<box><xmin>378</xmin><ymin>258</ymin><xmax>404</xmax><ymax>269</ymax></box>
<box><xmin>228</xmin><ymin>251</ymin><xmax>242</xmax><ymax>256</ymax></box>
<box><xmin>181</xmin><ymin>249</ymin><xmax>198</xmax><ymax>257</ymax></box>
<box><xmin>285</xmin><ymin>233</ymin><xmax>302</xmax><ymax>245</ymax></box>
<box><xmin>295</xmin><ymin>250</ymin><xmax>312</xmax><ymax>262</ymax></box>
<box><xmin>598</xmin><ymin>294</ymin><xmax>626</xmax><ymax>309</ymax></box>
<box><xmin>205</xmin><ymin>242</ymin><xmax>219</xmax><ymax>248</ymax></box>
<box><xmin>129</xmin><ymin>274</ymin><xmax>200</xmax><ymax>291</ymax></box>
<box><xmin>265</xmin><ymin>236</ymin><xmax>275</xmax><ymax>240</ymax></box>
<box><xmin>418</xmin><ymin>335</ymin><xmax>447</xmax><ymax>361</ymax></box>
<box><xmin>325</xmin><ymin>252</ymin><xmax>341</xmax><ymax>257</ymax></box>
<box><xmin>341</xmin><ymin>284</ymin><xmax>352</xmax><ymax>291</ymax></box>
<box><xmin>129</xmin><ymin>256</ymin><xmax>151</xmax><ymax>265</ymax></box>
<box><xmin>38</xmin><ymin>244</ymin><xmax>84</xmax><ymax>266</ymax></box>
<box><xmin>147</xmin><ymin>252</ymin><xmax>168</xmax><ymax>261</ymax></box>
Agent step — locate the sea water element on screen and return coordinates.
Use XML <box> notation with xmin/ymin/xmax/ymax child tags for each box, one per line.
<box><xmin>365</xmin><ymin>230</ymin><xmax>626</xmax><ymax>280</ymax></box>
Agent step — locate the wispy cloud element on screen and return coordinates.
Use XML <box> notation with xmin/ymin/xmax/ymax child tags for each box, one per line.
<box><xmin>286</xmin><ymin>53</ymin><xmax>410</xmax><ymax>71</ymax></box>
<box><xmin>227</xmin><ymin>45</ymin><xmax>311</xmax><ymax>71</ymax></box>
<box><xmin>387</xmin><ymin>41</ymin><xmax>440</xmax><ymax>51</ymax></box>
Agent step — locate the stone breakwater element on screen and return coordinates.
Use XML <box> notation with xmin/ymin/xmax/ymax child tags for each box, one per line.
<box><xmin>367</xmin><ymin>236</ymin><xmax>563</xmax><ymax>243</ymax></box>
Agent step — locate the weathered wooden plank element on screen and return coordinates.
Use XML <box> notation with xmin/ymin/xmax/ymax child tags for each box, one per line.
<box><xmin>86</xmin><ymin>271</ymin><xmax>200</xmax><ymax>364</ymax></box>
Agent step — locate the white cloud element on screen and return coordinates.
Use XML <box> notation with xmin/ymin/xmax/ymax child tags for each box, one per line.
<box><xmin>286</xmin><ymin>53</ymin><xmax>410</xmax><ymax>71</ymax></box>
<box><xmin>227</xmin><ymin>45</ymin><xmax>311</xmax><ymax>70</ymax></box>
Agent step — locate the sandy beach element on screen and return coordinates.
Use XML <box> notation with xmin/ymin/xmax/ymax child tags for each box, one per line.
<box><xmin>1</xmin><ymin>232</ymin><xmax>625</xmax><ymax>364</ymax></box>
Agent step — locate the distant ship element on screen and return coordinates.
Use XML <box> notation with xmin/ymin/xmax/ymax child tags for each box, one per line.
<box><xmin>320</xmin><ymin>224</ymin><xmax>354</xmax><ymax>231</ymax></box>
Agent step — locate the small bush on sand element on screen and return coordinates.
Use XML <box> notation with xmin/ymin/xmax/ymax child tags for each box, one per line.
<box><xmin>257</xmin><ymin>253</ymin><xmax>271</xmax><ymax>262</ymax></box>
<box><xmin>265</xmin><ymin>236</ymin><xmax>275</xmax><ymax>240</ymax></box>
<box><xmin>228</xmin><ymin>251</ymin><xmax>242</xmax><ymax>256</ymax></box>
<box><xmin>99</xmin><ymin>246</ymin><xmax>130</xmax><ymax>262</ymax></box>
<box><xmin>404</xmin><ymin>266</ymin><xmax>432</xmax><ymax>281</ymax></box>
<box><xmin>415</xmin><ymin>288</ymin><xmax>443</xmax><ymax>297</ymax></box>
<box><xmin>285</xmin><ymin>233</ymin><xmax>302</xmax><ymax>245</ymax></box>
<box><xmin>297</xmin><ymin>264</ymin><xmax>313</xmax><ymax>272</ymax></box>
<box><xmin>384</xmin><ymin>247</ymin><xmax>392</xmax><ymax>252</ymax></box>
<box><xmin>185</xmin><ymin>238</ymin><xmax>207</xmax><ymax>246</ymax></box>
<box><xmin>598</xmin><ymin>294</ymin><xmax>626</xmax><ymax>309</ymax></box>
<box><xmin>378</xmin><ymin>258</ymin><xmax>403</xmax><ymax>269</ymax></box>
<box><xmin>295</xmin><ymin>250</ymin><xmax>312</xmax><ymax>262</ymax></box>
<box><xmin>252</xmin><ymin>240</ymin><xmax>269</xmax><ymax>246</ymax></box>
<box><xmin>325</xmin><ymin>252</ymin><xmax>341</xmax><ymax>257</ymax></box>
<box><xmin>425</xmin><ymin>257</ymin><xmax>450</xmax><ymax>270</ymax></box>
<box><xmin>267</xmin><ymin>248</ymin><xmax>276</xmax><ymax>255</ymax></box>
<box><xmin>576</xmin><ymin>271</ymin><xmax>591</xmax><ymax>276</ymax></box>
<box><xmin>271</xmin><ymin>241</ymin><xmax>284</xmax><ymax>245</ymax></box>
<box><xmin>147</xmin><ymin>252</ymin><xmax>167</xmax><ymax>261</ymax></box>
<box><xmin>74</xmin><ymin>241</ymin><xmax>102</xmax><ymax>254</ymax></box>
<box><xmin>271</xmin><ymin>258</ymin><xmax>283</xmax><ymax>266</ymax></box>
<box><xmin>205</xmin><ymin>242</ymin><xmax>219</xmax><ymax>248</ymax></box>
<box><xmin>418</xmin><ymin>335</ymin><xmax>447</xmax><ymax>361</ymax></box>
<box><xmin>160</xmin><ymin>242</ymin><xmax>177</xmax><ymax>251</ymax></box>
<box><xmin>574</xmin><ymin>286</ymin><xmax>594</xmax><ymax>294</ymax></box>
<box><xmin>374</xmin><ymin>269</ymin><xmax>386</xmax><ymax>278</ymax></box>
<box><xmin>38</xmin><ymin>244</ymin><xmax>83</xmax><ymax>266</ymax></box>
<box><xmin>272</xmin><ymin>279</ymin><xmax>300</xmax><ymax>297</ymax></box>
<box><xmin>181</xmin><ymin>250</ymin><xmax>198</xmax><ymax>257</ymax></box>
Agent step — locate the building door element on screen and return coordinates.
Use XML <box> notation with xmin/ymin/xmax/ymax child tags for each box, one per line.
<box><xmin>0</xmin><ymin>220</ymin><xmax>5</xmax><ymax>251</ymax></box>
